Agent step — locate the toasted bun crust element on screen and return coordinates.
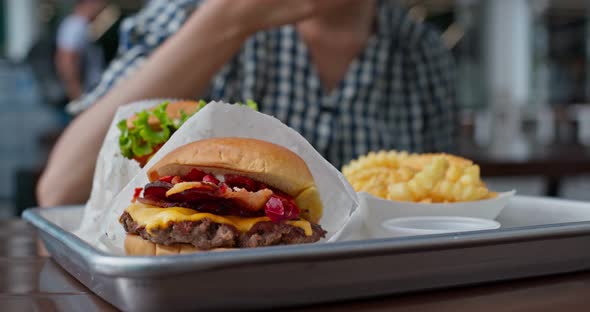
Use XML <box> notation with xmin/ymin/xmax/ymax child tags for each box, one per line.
<box><xmin>146</xmin><ymin>137</ymin><xmax>323</xmax><ymax>223</ymax></box>
<box><xmin>124</xmin><ymin>235</ymin><xmax>232</xmax><ymax>256</ymax></box>
<box><xmin>127</xmin><ymin>101</ymin><xmax>201</xmax><ymax>129</ymax></box>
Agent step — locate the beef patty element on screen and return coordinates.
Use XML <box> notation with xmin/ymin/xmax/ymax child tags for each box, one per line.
<box><xmin>120</xmin><ymin>211</ymin><xmax>326</xmax><ymax>250</ymax></box>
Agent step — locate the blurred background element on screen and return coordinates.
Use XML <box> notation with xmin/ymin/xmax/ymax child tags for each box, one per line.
<box><xmin>0</xmin><ymin>0</ymin><xmax>589</xmax><ymax>218</ymax></box>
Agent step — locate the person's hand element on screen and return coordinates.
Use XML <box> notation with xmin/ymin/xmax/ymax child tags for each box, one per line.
<box><xmin>201</xmin><ymin>0</ymin><xmax>342</xmax><ymax>36</ymax></box>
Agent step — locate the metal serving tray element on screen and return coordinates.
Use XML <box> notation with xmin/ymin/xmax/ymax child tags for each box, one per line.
<box><xmin>23</xmin><ymin>196</ymin><xmax>590</xmax><ymax>312</ymax></box>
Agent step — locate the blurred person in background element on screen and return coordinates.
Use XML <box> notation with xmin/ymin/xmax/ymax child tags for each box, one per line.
<box><xmin>37</xmin><ymin>0</ymin><xmax>457</xmax><ymax>207</ymax></box>
<box><xmin>56</xmin><ymin>0</ymin><xmax>107</xmax><ymax>100</ymax></box>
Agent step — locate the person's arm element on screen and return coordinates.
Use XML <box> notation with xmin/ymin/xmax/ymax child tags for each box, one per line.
<box><xmin>37</xmin><ymin>0</ymin><xmax>332</xmax><ymax>207</ymax></box>
<box><xmin>55</xmin><ymin>49</ymin><xmax>83</xmax><ymax>100</ymax></box>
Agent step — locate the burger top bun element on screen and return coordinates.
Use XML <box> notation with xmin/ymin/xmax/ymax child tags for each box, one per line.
<box><xmin>126</xmin><ymin>101</ymin><xmax>201</xmax><ymax>129</ymax></box>
<box><xmin>124</xmin><ymin>235</ymin><xmax>232</xmax><ymax>256</ymax></box>
<box><xmin>147</xmin><ymin>137</ymin><xmax>323</xmax><ymax>223</ymax></box>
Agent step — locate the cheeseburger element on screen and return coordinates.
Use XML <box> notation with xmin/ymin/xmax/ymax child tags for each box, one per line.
<box><xmin>120</xmin><ymin>137</ymin><xmax>326</xmax><ymax>255</ymax></box>
<box><xmin>118</xmin><ymin>100</ymin><xmax>206</xmax><ymax>167</ymax></box>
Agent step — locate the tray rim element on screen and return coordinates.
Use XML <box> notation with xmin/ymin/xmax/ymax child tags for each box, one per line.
<box><xmin>22</xmin><ymin>202</ymin><xmax>590</xmax><ymax>278</ymax></box>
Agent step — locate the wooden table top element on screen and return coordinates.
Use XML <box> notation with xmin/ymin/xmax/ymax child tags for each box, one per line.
<box><xmin>3</xmin><ymin>219</ymin><xmax>590</xmax><ymax>312</ymax></box>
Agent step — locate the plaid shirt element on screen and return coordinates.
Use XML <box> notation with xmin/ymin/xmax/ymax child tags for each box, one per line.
<box><xmin>68</xmin><ymin>0</ymin><xmax>457</xmax><ymax>168</ymax></box>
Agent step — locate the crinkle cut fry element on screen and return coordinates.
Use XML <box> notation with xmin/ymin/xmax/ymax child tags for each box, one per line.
<box><xmin>343</xmin><ymin>152</ymin><xmax>494</xmax><ymax>203</ymax></box>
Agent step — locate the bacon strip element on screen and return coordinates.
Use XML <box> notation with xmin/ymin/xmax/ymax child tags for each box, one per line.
<box><xmin>145</xmin><ymin>181</ymin><xmax>273</xmax><ymax>212</ymax></box>
<box><xmin>138</xmin><ymin>172</ymin><xmax>301</xmax><ymax>221</ymax></box>
<box><xmin>220</xmin><ymin>187</ymin><xmax>273</xmax><ymax>212</ymax></box>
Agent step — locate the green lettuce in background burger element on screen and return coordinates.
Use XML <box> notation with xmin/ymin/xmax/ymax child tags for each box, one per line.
<box><xmin>117</xmin><ymin>100</ymin><xmax>258</xmax><ymax>167</ymax></box>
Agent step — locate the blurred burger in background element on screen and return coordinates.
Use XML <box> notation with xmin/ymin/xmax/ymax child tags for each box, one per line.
<box><xmin>117</xmin><ymin>100</ymin><xmax>206</xmax><ymax>167</ymax></box>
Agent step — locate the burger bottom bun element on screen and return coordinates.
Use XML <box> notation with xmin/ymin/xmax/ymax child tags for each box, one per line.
<box><xmin>124</xmin><ymin>235</ymin><xmax>233</xmax><ymax>256</ymax></box>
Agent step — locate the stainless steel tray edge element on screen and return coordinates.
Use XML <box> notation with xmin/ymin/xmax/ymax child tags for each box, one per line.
<box><xmin>23</xmin><ymin>207</ymin><xmax>590</xmax><ymax>312</ymax></box>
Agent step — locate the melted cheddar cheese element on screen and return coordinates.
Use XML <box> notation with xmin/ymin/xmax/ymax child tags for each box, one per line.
<box><xmin>125</xmin><ymin>203</ymin><xmax>313</xmax><ymax>236</ymax></box>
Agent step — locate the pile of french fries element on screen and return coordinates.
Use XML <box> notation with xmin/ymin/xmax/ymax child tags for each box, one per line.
<box><xmin>342</xmin><ymin>151</ymin><xmax>495</xmax><ymax>203</ymax></box>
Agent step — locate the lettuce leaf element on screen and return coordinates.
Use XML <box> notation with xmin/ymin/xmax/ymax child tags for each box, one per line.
<box><xmin>236</xmin><ymin>99</ymin><xmax>259</xmax><ymax>110</ymax></box>
<box><xmin>198</xmin><ymin>99</ymin><xmax>207</xmax><ymax>110</ymax></box>
<box><xmin>131</xmin><ymin>140</ymin><xmax>154</xmax><ymax>157</ymax></box>
<box><xmin>152</xmin><ymin>101</ymin><xmax>174</xmax><ymax>129</ymax></box>
<box><xmin>178</xmin><ymin>109</ymin><xmax>190</xmax><ymax>127</ymax></box>
<box><xmin>117</xmin><ymin>119</ymin><xmax>134</xmax><ymax>158</ymax></box>
<box><xmin>135</xmin><ymin>103</ymin><xmax>172</xmax><ymax>146</ymax></box>
<box><xmin>245</xmin><ymin>99</ymin><xmax>258</xmax><ymax>110</ymax></box>
<box><xmin>117</xmin><ymin>100</ymin><xmax>260</xmax><ymax>160</ymax></box>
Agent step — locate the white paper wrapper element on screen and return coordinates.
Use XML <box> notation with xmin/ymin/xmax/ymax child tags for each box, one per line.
<box><xmin>75</xmin><ymin>99</ymin><xmax>178</xmax><ymax>244</ymax></box>
<box><xmin>95</xmin><ymin>101</ymin><xmax>358</xmax><ymax>254</ymax></box>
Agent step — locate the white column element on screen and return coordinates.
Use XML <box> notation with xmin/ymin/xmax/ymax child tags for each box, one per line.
<box><xmin>5</xmin><ymin>0</ymin><xmax>39</xmax><ymax>62</ymax></box>
<box><xmin>530</xmin><ymin>0</ymin><xmax>550</xmax><ymax>107</ymax></box>
<box><xmin>482</xmin><ymin>0</ymin><xmax>533</xmax><ymax>157</ymax></box>
<box><xmin>586</xmin><ymin>10</ymin><xmax>590</xmax><ymax>100</ymax></box>
<box><xmin>483</xmin><ymin>0</ymin><xmax>532</xmax><ymax>107</ymax></box>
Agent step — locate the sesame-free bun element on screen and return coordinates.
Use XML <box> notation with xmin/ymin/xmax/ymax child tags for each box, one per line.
<box><xmin>146</xmin><ymin>137</ymin><xmax>323</xmax><ymax>223</ymax></box>
<box><xmin>124</xmin><ymin>235</ymin><xmax>232</xmax><ymax>256</ymax></box>
<box><xmin>126</xmin><ymin>101</ymin><xmax>201</xmax><ymax>129</ymax></box>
